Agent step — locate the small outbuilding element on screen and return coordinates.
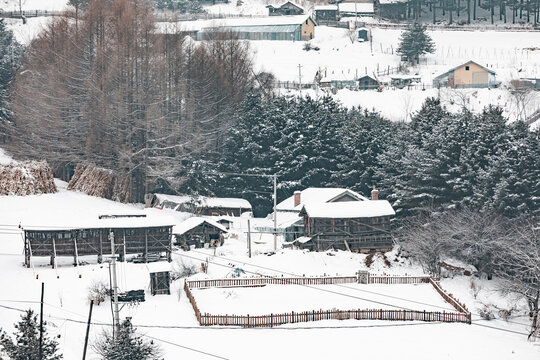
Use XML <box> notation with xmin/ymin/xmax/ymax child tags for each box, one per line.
<box><xmin>358</xmin><ymin>75</ymin><xmax>379</xmax><ymax>90</ymax></box>
<box><xmin>267</xmin><ymin>1</ymin><xmax>304</xmax><ymax>16</ymax></box>
<box><xmin>433</xmin><ymin>60</ymin><xmax>498</xmax><ymax>89</ymax></box>
<box><xmin>147</xmin><ymin>193</ymin><xmax>252</xmax><ymax>217</ymax></box>
<box><xmin>314</xmin><ymin>5</ymin><xmax>339</xmax><ymax>21</ymax></box>
<box><xmin>173</xmin><ymin>217</ymin><xmax>227</xmax><ymax>249</ymax></box>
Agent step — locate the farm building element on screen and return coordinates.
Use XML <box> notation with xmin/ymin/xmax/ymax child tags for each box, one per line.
<box><xmin>193</xmin><ymin>16</ymin><xmax>317</xmax><ymax>41</ymax></box>
<box><xmin>173</xmin><ymin>217</ymin><xmax>227</xmax><ymax>249</ymax></box>
<box><xmin>377</xmin><ymin>0</ymin><xmax>407</xmax><ymax>20</ymax></box>
<box><xmin>147</xmin><ymin>193</ymin><xmax>252</xmax><ymax>217</ymax></box>
<box><xmin>338</xmin><ymin>2</ymin><xmax>375</xmax><ymax>17</ymax></box>
<box><xmin>267</xmin><ymin>1</ymin><xmax>304</xmax><ymax>16</ymax></box>
<box><xmin>273</xmin><ymin>187</ymin><xmax>371</xmax><ymax>243</ymax></box>
<box><xmin>314</xmin><ymin>5</ymin><xmax>338</xmax><ymax>21</ymax></box>
<box><xmin>23</xmin><ymin>215</ymin><xmax>174</xmax><ymax>268</ymax></box>
<box><xmin>297</xmin><ymin>187</ymin><xmax>395</xmax><ymax>252</ymax></box>
<box><xmin>433</xmin><ymin>61</ymin><xmax>498</xmax><ymax>89</ymax></box>
<box><xmin>358</xmin><ymin>75</ymin><xmax>379</xmax><ymax>90</ymax></box>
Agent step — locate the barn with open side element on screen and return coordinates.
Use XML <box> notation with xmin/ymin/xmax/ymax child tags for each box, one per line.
<box><xmin>23</xmin><ymin>215</ymin><xmax>174</xmax><ymax>268</ymax></box>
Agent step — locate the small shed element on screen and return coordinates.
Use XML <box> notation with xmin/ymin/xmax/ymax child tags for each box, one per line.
<box><xmin>173</xmin><ymin>217</ymin><xmax>227</xmax><ymax>249</ymax></box>
<box><xmin>267</xmin><ymin>1</ymin><xmax>304</xmax><ymax>16</ymax></box>
<box><xmin>358</xmin><ymin>75</ymin><xmax>378</xmax><ymax>90</ymax></box>
<box><xmin>357</xmin><ymin>28</ymin><xmax>369</xmax><ymax>41</ymax></box>
<box><xmin>314</xmin><ymin>5</ymin><xmax>339</xmax><ymax>21</ymax></box>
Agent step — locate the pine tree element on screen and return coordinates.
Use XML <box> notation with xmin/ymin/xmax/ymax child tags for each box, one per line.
<box><xmin>0</xmin><ymin>18</ymin><xmax>22</xmax><ymax>142</ymax></box>
<box><xmin>396</xmin><ymin>22</ymin><xmax>435</xmax><ymax>64</ymax></box>
<box><xmin>0</xmin><ymin>309</ymin><xmax>63</xmax><ymax>360</ymax></box>
<box><xmin>93</xmin><ymin>319</ymin><xmax>161</xmax><ymax>360</ymax></box>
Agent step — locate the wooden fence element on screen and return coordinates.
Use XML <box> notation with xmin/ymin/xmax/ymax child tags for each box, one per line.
<box><xmin>184</xmin><ymin>275</ymin><xmax>472</xmax><ymax>327</ymax></box>
<box><xmin>429</xmin><ymin>278</ymin><xmax>470</xmax><ymax>317</ymax></box>
<box><xmin>198</xmin><ymin>308</ymin><xmax>470</xmax><ymax>328</ymax></box>
<box><xmin>187</xmin><ymin>275</ymin><xmax>358</xmax><ymax>289</ymax></box>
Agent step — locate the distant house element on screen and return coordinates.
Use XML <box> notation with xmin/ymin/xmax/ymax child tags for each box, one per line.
<box><xmin>377</xmin><ymin>0</ymin><xmax>407</xmax><ymax>20</ymax></box>
<box><xmin>296</xmin><ymin>187</ymin><xmax>395</xmax><ymax>252</ymax></box>
<box><xmin>173</xmin><ymin>217</ymin><xmax>227</xmax><ymax>249</ymax></box>
<box><xmin>433</xmin><ymin>61</ymin><xmax>498</xmax><ymax>89</ymax></box>
<box><xmin>358</xmin><ymin>75</ymin><xmax>379</xmax><ymax>90</ymax></box>
<box><xmin>338</xmin><ymin>2</ymin><xmax>375</xmax><ymax>17</ymax></box>
<box><xmin>195</xmin><ymin>15</ymin><xmax>317</xmax><ymax>41</ymax></box>
<box><xmin>147</xmin><ymin>193</ymin><xmax>252</xmax><ymax>217</ymax></box>
<box><xmin>314</xmin><ymin>5</ymin><xmax>339</xmax><ymax>21</ymax></box>
<box><xmin>267</xmin><ymin>1</ymin><xmax>304</xmax><ymax>16</ymax></box>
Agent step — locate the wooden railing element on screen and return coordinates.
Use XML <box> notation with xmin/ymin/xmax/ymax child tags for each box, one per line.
<box><xmin>184</xmin><ymin>281</ymin><xmax>201</xmax><ymax>323</ymax></box>
<box><xmin>429</xmin><ymin>278</ymin><xmax>470</xmax><ymax>320</ymax></box>
<box><xmin>187</xmin><ymin>275</ymin><xmax>357</xmax><ymax>289</ymax></box>
<box><xmin>198</xmin><ymin>308</ymin><xmax>471</xmax><ymax>328</ymax></box>
<box><xmin>368</xmin><ymin>275</ymin><xmax>431</xmax><ymax>284</ymax></box>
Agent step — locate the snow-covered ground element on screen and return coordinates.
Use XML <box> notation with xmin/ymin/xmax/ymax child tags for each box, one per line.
<box><xmin>1</xmin><ymin>159</ymin><xmax>539</xmax><ymax>359</ymax></box>
<box><xmin>0</xmin><ymin>0</ymin><xmax>68</xmax><ymax>11</ymax></box>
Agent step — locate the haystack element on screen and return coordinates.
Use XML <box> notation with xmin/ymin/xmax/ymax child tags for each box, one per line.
<box><xmin>0</xmin><ymin>161</ymin><xmax>57</xmax><ymax>196</ymax></box>
<box><xmin>68</xmin><ymin>163</ymin><xmax>129</xmax><ymax>202</ymax></box>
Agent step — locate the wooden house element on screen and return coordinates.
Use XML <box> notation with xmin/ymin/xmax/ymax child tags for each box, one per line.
<box><xmin>338</xmin><ymin>2</ymin><xmax>375</xmax><ymax>17</ymax></box>
<box><xmin>23</xmin><ymin>215</ymin><xmax>174</xmax><ymax>268</ymax></box>
<box><xmin>267</xmin><ymin>1</ymin><xmax>304</xmax><ymax>16</ymax></box>
<box><xmin>276</xmin><ymin>187</ymin><xmax>395</xmax><ymax>251</ymax></box>
<box><xmin>433</xmin><ymin>61</ymin><xmax>498</xmax><ymax>89</ymax></box>
<box><xmin>314</xmin><ymin>5</ymin><xmax>339</xmax><ymax>21</ymax></box>
<box><xmin>358</xmin><ymin>75</ymin><xmax>379</xmax><ymax>90</ymax></box>
<box><xmin>147</xmin><ymin>193</ymin><xmax>252</xmax><ymax>217</ymax></box>
<box><xmin>173</xmin><ymin>217</ymin><xmax>227</xmax><ymax>249</ymax></box>
<box><xmin>377</xmin><ymin>0</ymin><xmax>407</xmax><ymax>20</ymax></box>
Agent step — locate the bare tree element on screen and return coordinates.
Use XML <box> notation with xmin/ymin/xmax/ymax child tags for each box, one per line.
<box><xmin>494</xmin><ymin>220</ymin><xmax>540</xmax><ymax>340</ymax></box>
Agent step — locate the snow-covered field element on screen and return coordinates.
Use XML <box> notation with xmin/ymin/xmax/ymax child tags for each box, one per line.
<box><xmin>0</xmin><ymin>0</ymin><xmax>68</xmax><ymax>11</ymax></box>
<box><xmin>192</xmin><ymin>283</ymin><xmax>455</xmax><ymax>315</ymax></box>
<box><xmin>0</xmin><ymin>146</ymin><xmax>539</xmax><ymax>359</ymax></box>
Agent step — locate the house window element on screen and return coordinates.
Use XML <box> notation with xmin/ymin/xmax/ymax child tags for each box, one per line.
<box><xmin>305</xmin><ymin>19</ymin><xmax>308</xmax><ymax>24</ymax></box>
<box><xmin>465</xmin><ymin>66</ymin><xmax>470</xmax><ymax>71</ymax></box>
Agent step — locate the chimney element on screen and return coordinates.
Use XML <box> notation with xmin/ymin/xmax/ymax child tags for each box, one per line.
<box><xmin>294</xmin><ymin>191</ymin><xmax>302</xmax><ymax>207</ymax></box>
<box><xmin>371</xmin><ymin>186</ymin><xmax>379</xmax><ymax>201</ymax></box>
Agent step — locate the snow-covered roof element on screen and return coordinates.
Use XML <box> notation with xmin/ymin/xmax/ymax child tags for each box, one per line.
<box><xmin>276</xmin><ymin>188</ymin><xmax>368</xmax><ymax>212</ymax></box>
<box><xmin>300</xmin><ymin>200</ymin><xmax>395</xmax><ymax>218</ymax></box>
<box><xmin>338</xmin><ymin>3</ymin><xmax>374</xmax><ymax>13</ymax></box>
<box><xmin>173</xmin><ymin>217</ymin><xmax>228</xmax><ymax>235</ymax></box>
<box><xmin>153</xmin><ymin>193</ymin><xmax>252</xmax><ymax>210</ymax></box>
<box><xmin>314</xmin><ymin>5</ymin><xmax>338</xmax><ymax>10</ymax></box>
<box><xmin>22</xmin><ymin>214</ymin><xmax>176</xmax><ymax>231</ymax></box>
<box><xmin>378</xmin><ymin>0</ymin><xmax>408</xmax><ymax>4</ymax></box>
<box><xmin>158</xmin><ymin>15</ymin><xmax>316</xmax><ymax>33</ymax></box>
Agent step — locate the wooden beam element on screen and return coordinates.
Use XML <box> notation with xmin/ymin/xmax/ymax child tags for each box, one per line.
<box><xmin>145</xmin><ymin>228</ymin><xmax>148</xmax><ymax>263</ymax></box>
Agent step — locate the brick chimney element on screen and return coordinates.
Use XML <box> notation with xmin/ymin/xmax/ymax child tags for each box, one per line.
<box><xmin>294</xmin><ymin>191</ymin><xmax>302</xmax><ymax>207</ymax></box>
<box><xmin>371</xmin><ymin>186</ymin><xmax>379</xmax><ymax>200</ymax></box>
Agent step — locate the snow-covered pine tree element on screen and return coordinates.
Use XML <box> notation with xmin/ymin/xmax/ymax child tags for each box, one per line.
<box><xmin>0</xmin><ymin>18</ymin><xmax>22</xmax><ymax>142</ymax></box>
<box><xmin>93</xmin><ymin>319</ymin><xmax>161</xmax><ymax>360</ymax></box>
<box><xmin>0</xmin><ymin>309</ymin><xmax>63</xmax><ymax>360</ymax></box>
<box><xmin>396</xmin><ymin>22</ymin><xmax>435</xmax><ymax>64</ymax></box>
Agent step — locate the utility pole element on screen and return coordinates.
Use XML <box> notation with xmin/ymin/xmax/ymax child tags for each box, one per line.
<box><xmin>297</xmin><ymin>64</ymin><xmax>303</xmax><ymax>95</ymax></box>
<box><xmin>273</xmin><ymin>174</ymin><xmax>277</xmax><ymax>252</ymax></box>
<box><xmin>82</xmin><ymin>300</ymin><xmax>94</xmax><ymax>360</ymax></box>
<box><xmin>109</xmin><ymin>230</ymin><xmax>120</xmax><ymax>338</ymax></box>
<box><xmin>39</xmin><ymin>282</ymin><xmax>44</xmax><ymax>360</ymax></box>
<box><xmin>247</xmin><ymin>219</ymin><xmax>252</xmax><ymax>258</ymax></box>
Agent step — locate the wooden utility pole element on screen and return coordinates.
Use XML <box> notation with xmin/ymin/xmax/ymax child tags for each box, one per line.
<box><xmin>39</xmin><ymin>282</ymin><xmax>44</xmax><ymax>360</ymax></box>
<box><xmin>82</xmin><ymin>300</ymin><xmax>94</xmax><ymax>360</ymax></box>
<box><xmin>109</xmin><ymin>231</ymin><xmax>120</xmax><ymax>338</ymax></box>
<box><xmin>247</xmin><ymin>219</ymin><xmax>252</xmax><ymax>258</ymax></box>
<box><xmin>273</xmin><ymin>174</ymin><xmax>278</xmax><ymax>252</ymax></box>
